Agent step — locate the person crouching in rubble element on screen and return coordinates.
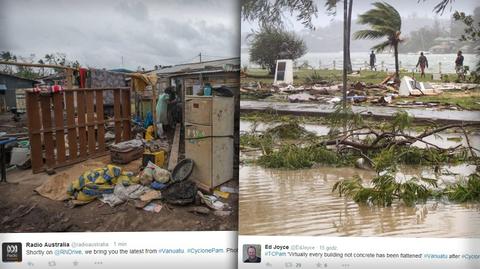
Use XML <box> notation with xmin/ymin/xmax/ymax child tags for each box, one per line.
<box><xmin>156</xmin><ymin>87</ymin><xmax>170</xmax><ymax>139</ymax></box>
<box><xmin>416</xmin><ymin>52</ymin><xmax>428</xmax><ymax>78</ymax></box>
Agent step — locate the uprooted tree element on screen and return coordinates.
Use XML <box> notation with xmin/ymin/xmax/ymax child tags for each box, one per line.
<box><xmin>248</xmin><ymin>26</ymin><xmax>307</xmax><ymax>75</ymax></box>
<box><xmin>241</xmin><ymin>107</ymin><xmax>480</xmax><ymax>206</ymax></box>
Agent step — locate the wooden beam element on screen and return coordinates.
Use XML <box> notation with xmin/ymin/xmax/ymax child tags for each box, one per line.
<box><xmin>168</xmin><ymin>123</ymin><xmax>181</xmax><ymax>171</ymax></box>
<box><xmin>0</xmin><ymin>61</ymin><xmax>76</xmax><ymax>70</ymax></box>
<box><xmin>152</xmin><ymin>82</ymin><xmax>157</xmax><ymax>138</ymax></box>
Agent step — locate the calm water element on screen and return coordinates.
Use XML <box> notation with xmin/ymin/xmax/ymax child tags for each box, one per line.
<box><xmin>241</xmin><ymin>52</ymin><xmax>479</xmax><ymax>74</ymax></box>
<box><xmin>239</xmin><ymin>165</ymin><xmax>480</xmax><ymax>237</ymax></box>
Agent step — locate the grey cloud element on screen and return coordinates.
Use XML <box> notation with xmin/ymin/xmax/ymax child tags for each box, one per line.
<box><xmin>0</xmin><ymin>0</ymin><xmax>239</xmax><ymax>69</ymax></box>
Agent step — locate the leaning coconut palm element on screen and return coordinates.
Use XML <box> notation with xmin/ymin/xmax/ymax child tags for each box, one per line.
<box><xmin>354</xmin><ymin>2</ymin><xmax>402</xmax><ymax>82</ymax></box>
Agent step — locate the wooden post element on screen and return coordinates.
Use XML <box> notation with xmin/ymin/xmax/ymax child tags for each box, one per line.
<box><xmin>168</xmin><ymin>123</ymin><xmax>181</xmax><ymax>171</ymax></box>
<box><xmin>152</xmin><ymin>81</ymin><xmax>157</xmax><ymax>138</ymax></box>
<box><xmin>66</xmin><ymin>69</ymin><xmax>73</xmax><ymax>88</ymax></box>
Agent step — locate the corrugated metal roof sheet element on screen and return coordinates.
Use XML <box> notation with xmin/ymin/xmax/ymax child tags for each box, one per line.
<box><xmin>156</xmin><ymin>58</ymin><xmax>240</xmax><ymax>75</ymax></box>
<box><xmin>0</xmin><ymin>72</ymin><xmax>40</xmax><ymax>82</ymax></box>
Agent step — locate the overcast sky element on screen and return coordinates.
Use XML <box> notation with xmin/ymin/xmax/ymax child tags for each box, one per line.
<box><xmin>242</xmin><ymin>0</ymin><xmax>480</xmax><ymax>32</ymax></box>
<box><xmin>0</xmin><ymin>0</ymin><xmax>240</xmax><ymax>70</ymax></box>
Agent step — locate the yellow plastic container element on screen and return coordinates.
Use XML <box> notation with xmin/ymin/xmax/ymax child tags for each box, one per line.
<box><xmin>142</xmin><ymin>150</ymin><xmax>166</xmax><ymax>167</ymax></box>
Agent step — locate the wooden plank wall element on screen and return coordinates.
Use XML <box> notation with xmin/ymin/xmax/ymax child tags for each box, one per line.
<box><xmin>25</xmin><ymin>87</ymin><xmax>131</xmax><ymax>173</ymax></box>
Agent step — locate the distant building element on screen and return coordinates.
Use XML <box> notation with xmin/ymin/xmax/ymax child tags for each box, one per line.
<box><xmin>0</xmin><ymin>72</ymin><xmax>38</xmax><ymax>112</ymax></box>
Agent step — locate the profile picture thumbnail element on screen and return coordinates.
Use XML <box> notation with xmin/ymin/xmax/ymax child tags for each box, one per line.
<box><xmin>243</xmin><ymin>244</ymin><xmax>261</xmax><ymax>263</ymax></box>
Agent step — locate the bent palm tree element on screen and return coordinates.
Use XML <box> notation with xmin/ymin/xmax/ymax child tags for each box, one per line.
<box><xmin>354</xmin><ymin>2</ymin><xmax>402</xmax><ymax>81</ymax></box>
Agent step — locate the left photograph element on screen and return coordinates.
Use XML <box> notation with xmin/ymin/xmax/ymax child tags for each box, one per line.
<box><xmin>0</xmin><ymin>0</ymin><xmax>240</xmax><ymax>232</ymax></box>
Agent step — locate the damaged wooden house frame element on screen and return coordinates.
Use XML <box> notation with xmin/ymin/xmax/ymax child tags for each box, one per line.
<box><xmin>0</xmin><ymin>61</ymin><xmax>132</xmax><ymax>173</ymax></box>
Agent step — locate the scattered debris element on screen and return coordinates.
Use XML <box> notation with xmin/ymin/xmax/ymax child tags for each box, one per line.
<box><xmin>399</xmin><ymin>76</ymin><xmax>442</xmax><ymax>96</ymax></box>
<box><xmin>143</xmin><ymin>202</ymin><xmax>163</xmax><ymax>213</ymax></box>
<box><xmin>188</xmin><ymin>206</ymin><xmax>211</xmax><ymax>215</ymax></box>
<box><xmin>162</xmin><ymin>180</ymin><xmax>197</xmax><ymax>205</ymax></box>
<box><xmin>140</xmin><ymin>161</ymin><xmax>170</xmax><ymax>185</ymax></box>
<box><xmin>139</xmin><ymin>189</ymin><xmax>162</xmax><ymax>202</ymax></box>
<box><xmin>35</xmin><ymin>173</ymin><xmax>71</xmax><ymax>201</ymax></box>
<box><xmin>213</xmin><ymin>189</ymin><xmax>230</xmax><ymax>199</ymax></box>
<box><xmin>219</xmin><ymin>186</ymin><xmax>239</xmax><ymax>194</ymax></box>
<box><xmin>111</xmin><ymin>139</ymin><xmax>144</xmax><ymax>164</ymax></box>
<box><xmin>213</xmin><ymin>210</ymin><xmax>232</xmax><ymax>217</ymax></box>
<box><xmin>288</xmin><ymin>93</ymin><xmax>316</xmax><ymax>102</ymax></box>
<box><xmin>99</xmin><ymin>184</ymin><xmax>148</xmax><ymax>207</ymax></box>
<box><xmin>197</xmin><ymin>191</ymin><xmax>228</xmax><ymax>211</ymax></box>
<box><xmin>67</xmin><ymin>165</ymin><xmax>138</xmax><ymax>204</ymax></box>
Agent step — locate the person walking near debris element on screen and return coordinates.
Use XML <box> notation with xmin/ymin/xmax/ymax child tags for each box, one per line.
<box><xmin>369</xmin><ymin>51</ymin><xmax>376</xmax><ymax>71</ymax></box>
<box><xmin>156</xmin><ymin>88</ymin><xmax>170</xmax><ymax>139</ymax></box>
<box><xmin>416</xmin><ymin>52</ymin><xmax>428</xmax><ymax>78</ymax></box>
<box><xmin>455</xmin><ymin>50</ymin><xmax>465</xmax><ymax>80</ymax></box>
<box><xmin>166</xmin><ymin>86</ymin><xmax>178</xmax><ymax>126</ymax></box>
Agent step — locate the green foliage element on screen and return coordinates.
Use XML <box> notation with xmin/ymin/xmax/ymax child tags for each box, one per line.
<box><xmin>240</xmin><ymin>133</ymin><xmax>274</xmax><ymax>155</ymax></box>
<box><xmin>259</xmin><ymin>144</ymin><xmax>346</xmax><ymax>169</ymax></box>
<box><xmin>444</xmin><ymin>173</ymin><xmax>480</xmax><ymax>202</ymax></box>
<box><xmin>1</xmin><ymin>51</ymin><xmax>81</xmax><ymax>78</ymax></box>
<box><xmin>371</xmin><ymin>146</ymin><xmax>471</xmax><ymax>172</ymax></box>
<box><xmin>390</xmin><ymin>111</ymin><xmax>413</xmax><ymax>133</ymax></box>
<box><xmin>452</xmin><ymin>8</ymin><xmax>480</xmax><ymax>80</ymax></box>
<box><xmin>453</xmin><ymin>10</ymin><xmax>480</xmax><ymax>42</ymax></box>
<box><xmin>333</xmin><ymin>173</ymin><xmax>438</xmax><ymax>207</ymax></box>
<box><xmin>241</xmin><ymin>0</ymin><xmax>318</xmax><ymax>29</ymax></box>
<box><xmin>354</xmin><ymin>2</ymin><xmax>402</xmax><ymax>77</ymax></box>
<box><xmin>248</xmin><ymin>26</ymin><xmax>307</xmax><ymax>75</ymax></box>
<box><xmin>326</xmin><ymin>104</ymin><xmax>364</xmax><ymax>132</ymax></box>
<box><xmin>264</xmin><ymin>121</ymin><xmax>315</xmax><ymax>140</ymax></box>
<box><xmin>372</xmin><ymin>147</ymin><xmax>397</xmax><ymax>172</ymax></box>
<box><xmin>304</xmin><ymin>70</ymin><xmax>327</xmax><ymax>84</ymax></box>
<box><xmin>333</xmin><ymin>171</ymin><xmax>480</xmax><ymax>207</ymax></box>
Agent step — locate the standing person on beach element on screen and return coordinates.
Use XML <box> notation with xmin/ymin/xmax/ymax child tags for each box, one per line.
<box><xmin>455</xmin><ymin>50</ymin><xmax>465</xmax><ymax>80</ymax></box>
<box><xmin>416</xmin><ymin>52</ymin><xmax>428</xmax><ymax>78</ymax></box>
<box><xmin>369</xmin><ymin>51</ymin><xmax>376</xmax><ymax>70</ymax></box>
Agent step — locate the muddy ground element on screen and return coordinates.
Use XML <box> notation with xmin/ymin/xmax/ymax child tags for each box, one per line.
<box><xmin>0</xmin><ymin>156</ymin><xmax>238</xmax><ymax>233</ymax></box>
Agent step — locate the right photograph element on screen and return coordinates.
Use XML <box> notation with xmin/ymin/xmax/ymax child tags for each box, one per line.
<box><xmin>239</xmin><ymin>0</ymin><xmax>480</xmax><ymax>238</ymax></box>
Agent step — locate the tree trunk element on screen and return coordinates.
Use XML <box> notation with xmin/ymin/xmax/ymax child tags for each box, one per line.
<box><xmin>346</xmin><ymin>0</ymin><xmax>353</xmax><ymax>73</ymax></box>
<box><xmin>394</xmin><ymin>42</ymin><xmax>400</xmax><ymax>83</ymax></box>
<box><xmin>342</xmin><ymin>0</ymin><xmax>348</xmax><ymax>108</ymax></box>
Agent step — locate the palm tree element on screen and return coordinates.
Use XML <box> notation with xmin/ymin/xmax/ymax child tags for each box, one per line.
<box><xmin>354</xmin><ymin>2</ymin><xmax>402</xmax><ymax>81</ymax></box>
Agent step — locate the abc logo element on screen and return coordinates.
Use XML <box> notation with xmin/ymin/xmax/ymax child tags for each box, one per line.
<box><xmin>2</xmin><ymin>243</ymin><xmax>22</xmax><ymax>262</ymax></box>
<box><xmin>7</xmin><ymin>245</ymin><xmax>18</xmax><ymax>254</ymax></box>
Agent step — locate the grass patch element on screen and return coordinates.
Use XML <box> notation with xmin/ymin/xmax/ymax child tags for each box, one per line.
<box><xmin>242</xmin><ymin>68</ymin><xmax>455</xmax><ymax>86</ymax></box>
<box><xmin>394</xmin><ymin>90</ymin><xmax>480</xmax><ymax>110</ymax></box>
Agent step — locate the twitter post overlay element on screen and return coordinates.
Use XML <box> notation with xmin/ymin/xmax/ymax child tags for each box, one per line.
<box><xmin>1</xmin><ymin>231</ymin><xmax>237</xmax><ymax>269</ymax></box>
<box><xmin>238</xmin><ymin>235</ymin><xmax>480</xmax><ymax>269</ymax></box>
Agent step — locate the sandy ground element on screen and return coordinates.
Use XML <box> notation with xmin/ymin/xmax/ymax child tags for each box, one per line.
<box><xmin>0</xmin><ymin>155</ymin><xmax>238</xmax><ymax>233</ymax></box>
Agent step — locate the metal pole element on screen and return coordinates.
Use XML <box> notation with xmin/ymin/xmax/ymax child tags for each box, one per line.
<box><xmin>342</xmin><ymin>0</ymin><xmax>348</xmax><ymax>109</ymax></box>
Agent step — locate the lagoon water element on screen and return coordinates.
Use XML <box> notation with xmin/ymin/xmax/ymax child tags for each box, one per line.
<box><xmin>241</xmin><ymin>52</ymin><xmax>479</xmax><ymax>74</ymax></box>
<box><xmin>239</xmin><ymin>164</ymin><xmax>480</xmax><ymax>237</ymax></box>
